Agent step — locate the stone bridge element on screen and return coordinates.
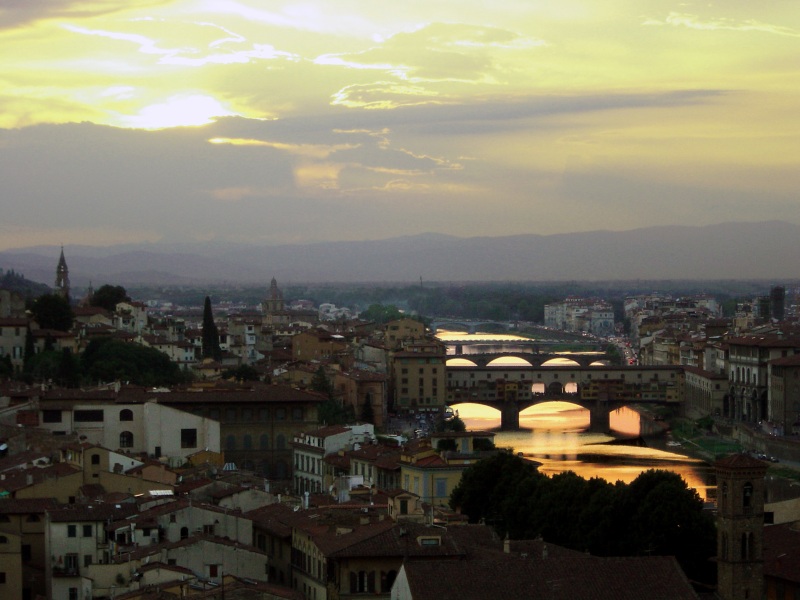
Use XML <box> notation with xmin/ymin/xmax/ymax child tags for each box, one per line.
<box><xmin>448</xmin><ymin>351</ymin><xmax>609</xmax><ymax>368</ymax></box>
<box><xmin>446</xmin><ymin>364</ymin><xmax>684</xmax><ymax>431</ymax></box>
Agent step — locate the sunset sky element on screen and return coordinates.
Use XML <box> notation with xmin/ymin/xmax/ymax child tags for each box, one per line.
<box><xmin>1</xmin><ymin>1</ymin><xmax>798</xmax><ymax>250</ymax></box>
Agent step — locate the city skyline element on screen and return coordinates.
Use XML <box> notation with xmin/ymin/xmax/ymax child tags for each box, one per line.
<box><xmin>1</xmin><ymin>1</ymin><xmax>799</xmax><ymax>251</ymax></box>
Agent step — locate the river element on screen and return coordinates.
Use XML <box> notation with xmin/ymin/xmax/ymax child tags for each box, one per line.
<box><xmin>437</xmin><ymin>330</ymin><xmax>716</xmax><ymax>500</ymax></box>
<box><xmin>456</xmin><ymin>402</ymin><xmax>716</xmax><ymax>501</ymax></box>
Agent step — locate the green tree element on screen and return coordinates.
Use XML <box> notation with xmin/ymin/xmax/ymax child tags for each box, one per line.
<box><xmin>30</xmin><ymin>293</ymin><xmax>73</xmax><ymax>331</ymax></box>
<box><xmin>222</xmin><ymin>365</ymin><xmax>260</xmax><ymax>382</ymax></box>
<box><xmin>360</xmin><ymin>304</ymin><xmax>405</xmax><ymax>324</ymax></box>
<box><xmin>361</xmin><ymin>398</ymin><xmax>374</xmax><ymax>423</ymax></box>
<box><xmin>57</xmin><ymin>348</ymin><xmax>81</xmax><ymax>388</ymax></box>
<box><xmin>311</xmin><ymin>366</ymin><xmax>334</xmax><ymax>399</ymax></box>
<box><xmin>82</xmin><ymin>337</ymin><xmax>186</xmax><ymax>386</ymax></box>
<box><xmin>451</xmin><ymin>461</ymin><xmax>716</xmax><ymax>586</ymax></box>
<box><xmin>0</xmin><ymin>354</ymin><xmax>13</xmax><ymax>380</ymax></box>
<box><xmin>201</xmin><ymin>296</ymin><xmax>222</xmax><ymax>361</ymax></box>
<box><xmin>450</xmin><ymin>451</ymin><xmax>542</xmax><ymax>528</ymax></box>
<box><xmin>90</xmin><ymin>284</ymin><xmax>130</xmax><ymax>311</ymax></box>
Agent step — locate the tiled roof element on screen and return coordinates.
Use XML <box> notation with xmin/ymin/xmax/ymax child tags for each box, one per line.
<box><xmin>769</xmin><ymin>354</ymin><xmax>800</xmax><ymax>367</ymax></box>
<box><xmin>0</xmin><ymin>462</ymin><xmax>80</xmax><ymax>493</ymax></box>
<box><xmin>763</xmin><ymin>523</ymin><xmax>800</xmax><ymax>584</ymax></box>
<box><xmin>120</xmin><ymin>383</ymin><xmax>326</xmax><ymax>405</ymax></box>
<box><xmin>402</xmin><ymin>551</ymin><xmax>698</xmax><ymax>600</ymax></box>
<box><xmin>0</xmin><ymin>497</ymin><xmax>58</xmax><ymax>514</ymax></box>
<box><xmin>244</xmin><ymin>502</ymin><xmax>294</xmax><ymax>538</ymax></box>
<box><xmin>49</xmin><ymin>502</ymin><xmax>138</xmax><ymax>523</ymax></box>
<box><xmin>714</xmin><ymin>453</ymin><xmax>770</xmax><ymax>471</ymax></box>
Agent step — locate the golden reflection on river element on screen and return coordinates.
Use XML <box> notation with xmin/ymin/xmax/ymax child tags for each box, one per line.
<box><xmin>456</xmin><ymin>402</ymin><xmax>714</xmax><ymax>500</ymax></box>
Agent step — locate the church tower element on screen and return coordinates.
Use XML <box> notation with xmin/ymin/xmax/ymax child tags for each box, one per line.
<box><xmin>715</xmin><ymin>453</ymin><xmax>768</xmax><ymax>600</ymax></box>
<box><xmin>262</xmin><ymin>277</ymin><xmax>284</xmax><ymax>314</ymax></box>
<box><xmin>54</xmin><ymin>246</ymin><xmax>70</xmax><ymax>300</ymax></box>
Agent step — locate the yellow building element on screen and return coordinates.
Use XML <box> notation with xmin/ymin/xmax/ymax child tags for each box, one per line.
<box><xmin>399</xmin><ymin>432</ymin><xmax>496</xmax><ymax>508</ymax></box>
<box><xmin>384</xmin><ymin>318</ymin><xmax>425</xmax><ymax>350</ymax></box>
<box><xmin>391</xmin><ymin>341</ymin><xmax>447</xmax><ymax>415</ymax></box>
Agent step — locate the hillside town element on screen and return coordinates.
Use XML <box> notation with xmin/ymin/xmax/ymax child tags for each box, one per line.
<box><xmin>0</xmin><ymin>252</ymin><xmax>799</xmax><ymax>600</ymax></box>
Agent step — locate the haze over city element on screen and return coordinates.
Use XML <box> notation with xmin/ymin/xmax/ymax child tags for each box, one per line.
<box><xmin>1</xmin><ymin>1</ymin><xmax>799</xmax><ymax>252</ymax></box>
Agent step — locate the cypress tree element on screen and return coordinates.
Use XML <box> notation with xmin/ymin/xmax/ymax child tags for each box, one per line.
<box><xmin>201</xmin><ymin>296</ymin><xmax>222</xmax><ymax>361</ymax></box>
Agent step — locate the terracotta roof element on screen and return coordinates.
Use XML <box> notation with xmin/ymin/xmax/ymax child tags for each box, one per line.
<box><xmin>244</xmin><ymin>502</ymin><xmax>294</xmax><ymax>538</ymax></box>
<box><xmin>769</xmin><ymin>354</ymin><xmax>800</xmax><ymax>367</ymax></box>
<box><xmin>49</xmin><ymin>502</ymin><xmax>138</xmax><ymax>523</ymax></box>
<box><xmin>682</xmin><ymin>365</ymin><xmax>728</xmax><ymax>379</ymax></box>
<box><xmin>0</xmin><ymin>462</ymin><xmax>80</xmax><ymax>493</ymax></box>
<box><xmin>0</xmin><ymin>498</ymin><xmax>58</xmax><ymax>513</ymax></box>
<box><xmin>401</xmin><ymin>550</ymin><xmax>698</xmax><ymax>600</ymax></box>
<box><xmin>763</xmin><ymin>523</ymin><xmax>800</xmax><ymax>584</ymax></box>
<box><xmin>714</xmin><ymin>453</ymin><xmax>770</xmax><ymax>472</ymax></box>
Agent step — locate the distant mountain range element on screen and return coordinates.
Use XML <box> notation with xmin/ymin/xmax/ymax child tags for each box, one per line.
<box><xmin>2</xmin><ymin>221</ymin><xmax>799</xmax><ymax>287</ymax></box>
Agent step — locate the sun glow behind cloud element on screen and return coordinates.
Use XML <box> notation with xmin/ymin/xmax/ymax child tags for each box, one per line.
<box><xmin>121</xmin><ymin>94</ymin><xmax>236</xmax><ymax>129</ymax></box>
<box><xmin>1</xmin><ymin>0</ymin><xmax>799</xmax><ymax>247</ymax></box>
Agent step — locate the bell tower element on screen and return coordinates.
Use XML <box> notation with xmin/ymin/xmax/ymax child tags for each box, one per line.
<box><xmin>715</xmin><ymin>453</ymin><xmax>768</xmax><ymax>600</ymax></box>
<box><xmin>262</xmin><ymin>277</ymin><xmax>284</xmax><ymax>314</ymax></box>
<box><xmin>54</xmin><ymin>246</ymin><xmax>70</xmax><ymax>300</ymax></box>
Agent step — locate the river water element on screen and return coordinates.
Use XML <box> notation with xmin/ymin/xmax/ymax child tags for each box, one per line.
<box><xmin>437</xmin><ymin>330</ymin><xmax>716</xmax><ymax>500</ymax></box>
<box><xmin>456</xmin><ymin>402</ymin><xmax>716</xmax><ymax>501</ymax></box>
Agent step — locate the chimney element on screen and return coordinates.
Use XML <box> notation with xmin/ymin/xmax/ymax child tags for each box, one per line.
<box><xmin>504</xmin><ymin>533</ymin><xmax>510</xmax><ymax>554</ymax></box>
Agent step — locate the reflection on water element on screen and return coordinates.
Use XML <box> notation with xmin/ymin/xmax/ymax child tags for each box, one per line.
<box><xmin>456</xmin><ymin>402</ymin><xmax>715</xmax><ymax>500</ymax></box>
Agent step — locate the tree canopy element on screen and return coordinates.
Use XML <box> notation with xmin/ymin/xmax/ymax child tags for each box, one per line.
<box><xmin>201</xmin><ymin>296</ymin><xmax>222</xmax><ymax>361</ymax></box>
<box><xmin>81</xmin><ymin>337</ymin><xmax>188</xmax><ymax>387</ymax></box>
<box><xmin>450</xmin><ymin>456</ymin><xmax>716</xmax><ymax>585</ymax></box>
<box><xmin>30</xmin><ymin>293</ymin><xmax>73</xmax><ymax>331</ymax></box>
<box><xmin>90</xmin><ymin>284</ymin><xmax>131</xmax><ymax>311</ymax></box>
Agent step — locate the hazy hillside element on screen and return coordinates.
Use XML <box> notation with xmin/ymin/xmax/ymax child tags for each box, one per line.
<box><xmin>2</xmin><ymin>221</ymin><xmax>799</xmax><ymax>286</ymax></box>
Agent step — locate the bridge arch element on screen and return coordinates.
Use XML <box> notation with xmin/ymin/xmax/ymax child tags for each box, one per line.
<box><xmin>487</xmin><ymin>356</ymin><xmax>533</xmax><ymax>367</ymax></box>
<box><xmin>541</xmin><ymin>357</ymin><xmax>581</xmax><ymax>367</ymax></box>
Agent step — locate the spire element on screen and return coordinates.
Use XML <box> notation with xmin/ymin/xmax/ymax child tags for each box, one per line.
<box><xmin>55</xmin><ymin>246</ymin><xmax>70</xmax><ymax>299</ymax></box>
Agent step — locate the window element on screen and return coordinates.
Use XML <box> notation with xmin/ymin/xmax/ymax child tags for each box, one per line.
<box><xmin>226</xmin><ymin>435</ymin><xmax>236</xmax><ymax>451</ymax></box>
<box><xmin>69</xmin><ymin>588</ymin><xmax>78</xmax><ymax>600</ymax></box>
<box><xmin>83</xmin><ymin>524</ymin><xmax>92</xmax><ymax>537</ymax></box>
<box><xmin>242</xmin><ymin>408</ymin><xmax>253</xmax><ymax>421</ymax></box>
<box><xmin>0</xmin><ymin>536</ymin><xmax>6</xmax><ymax>543</ymax></box>
<box><xmin>42</xmin><ymin>410</ymin><xmax>62</xmax><ymax>423</ymax></box>
<box><xmin>84</xmin><ymin>554</ymin><xmax>92</xmax><ymax>567</ymax></box>
<box><xmin>65</xmin><ymin>554</ymin><xmax>78</xmax><ymax>573</ymax></box>
<box><xmin>0</xmin><ymin>572</ymin><xmax>5</xmax><ymax>584</ymax></box>
<box><xmin>67</xmin><ymin>524</ymin><xmax>77</xmax><ymax>538</ymax></box>
<box><xmin>74</xmin><ymin>410</ymin><xmax>104</xmax><ymax>422</ymax></box>
<box><xmin>181</xmin><ymin>428</ymin><xmax>197</xmax><ymax>449</ymax></box>
<box><xmin>91</xmin><ymin>454</ymin><xmax>100</xmax><ymax>465</ymax></box>
<box><xmin>276</xmin><ymin>434</ymin><xmax>286</xmax><ymax>450</ymax></box>
<box><xmin>259</xmin><ymin>408</ymin><xmax>269</xmax><ymax>421</ymax></box>
<box><xmin>119</xmin><ymin>409</ymin><xmax>133</xmax><ymax>421</ymax></box>
<box><xmin>22</xmin><ymin>544</ymin><xmax>31</xmax><ymax>562</ymax></box>
<box><xmin>275</xmin><ymin>408</ymin><xmax>286</xmax><ymax>420</ymax></box>
<box><xmin>119</xmin><ymin>431</ymin><xmax>134</xmax><ymax>448</ymax></box>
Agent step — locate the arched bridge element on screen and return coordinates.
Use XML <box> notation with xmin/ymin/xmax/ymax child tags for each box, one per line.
<box><xmin>446</xmin><ymin>364</ymin><xmax>683</xmax><ymax>431</ymax></box>
<box><xmin>430</xmin><ymin>319</ymin><xmax>512</xmax><ymax>334</ymax></box>
<box><xmin>448</xmin><ymin>351</ymin><xmax>609</xmax><ymax>368</ymax></box>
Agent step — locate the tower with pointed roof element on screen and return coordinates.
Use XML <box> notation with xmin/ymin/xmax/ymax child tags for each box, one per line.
<box><xmin>715</xmin><ymin>453</ymin><xmax>768</xmax><ymax>600</ymax></box>
<box><xmin>54</xmin><ymin>246</ymin><xmax>70</xmax><ymax>300</ymax></box>
<box><xmin>262</xmin><ymin>277</ymin><xmax>284</xmax><ymax>314</ymax></box>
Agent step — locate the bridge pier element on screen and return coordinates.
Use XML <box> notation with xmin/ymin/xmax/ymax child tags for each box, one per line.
<box><xmin>587</xmin><ymin>402</ymin><xmax>611</xmax><ymax>434</ymax></box>
<box><xmin>500</xmin><ymin>403</ymin><xmax>520</xmax><ymax>430</ymax></box>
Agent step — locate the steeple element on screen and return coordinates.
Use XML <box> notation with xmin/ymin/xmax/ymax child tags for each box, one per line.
<box><xmin>715</xmin><ymin>453</ymin><xmax>768</xmax><ymax>600</ymax></box>
<box><xmin>263</xmin><ymin>277</ymin><xmax>284</xmax><ymax>314</ymax></box>
<box><xmin>54</xmin><ymin>246</ymin><xmax>70</xmax><ymax>300</ymax></box>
